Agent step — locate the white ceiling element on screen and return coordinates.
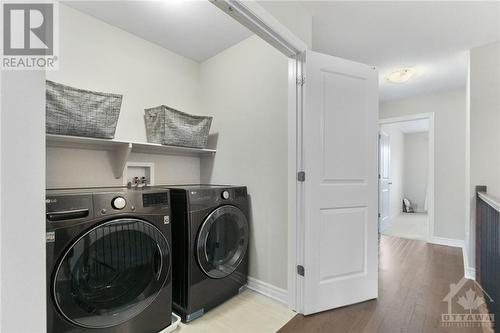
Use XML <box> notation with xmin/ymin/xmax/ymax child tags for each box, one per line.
<box><xmin>63</xmin><ymin>1</ymin><xmax>252</xmax><ymax>62</ymax></box>
<box><xmin>63</xmin><ymin>1</ymin><xmax>500</xmax><ymax>101</ymax></box>
<box><xmin>302</xmin><ymin>1</ymin><xmax>500</xmax><ymax>102</ymax></box>
<box><xmin>382</xmin><ymin>119</ymin><xmax>429</xmax><ymax>134</ymax></box>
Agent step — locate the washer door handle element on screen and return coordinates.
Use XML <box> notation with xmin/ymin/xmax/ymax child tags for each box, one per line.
<box><xmin>47</xmin><ymin>209</ymin><xmax>89</xmax><ymax>222</ymax></box>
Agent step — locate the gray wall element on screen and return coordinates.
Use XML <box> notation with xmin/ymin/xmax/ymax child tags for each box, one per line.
<box><xmin>470</xmin><ymin>42</ymin><xmax>500</xmax><ymax>198</ymax></box>
<box><xmin>47</xmin><ymin>148</ymin><xmax>201</xmax><ymax>188</ymax></box>
<box><xmin>257</xmin><ymin>1</ymin><xmax>312</xmax><ymax>49</ymax></box>
<box><xmin>380</xmin><ymin>89</ymin><xmax>466</xmax><ymax>240</ymax></box>
<box><xmin>466</xmin><ymin>41</ymin><xmax>500</xmax><ymax>271</ymax></box>
<box><xmin>48</xmin><ymin>4</ymin><xmax>202</xmax><ymax>143</ymax></box>
<box><xmin>199</xmin><ymin>36</ymin><xmax>289</xmax><ymax>290</ymax></box>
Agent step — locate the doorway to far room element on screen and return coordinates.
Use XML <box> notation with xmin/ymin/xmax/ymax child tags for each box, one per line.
<box><xmin>379</xmin><ymin>117</ymin><xmax>431</xmax><ymax>241</ymax></box>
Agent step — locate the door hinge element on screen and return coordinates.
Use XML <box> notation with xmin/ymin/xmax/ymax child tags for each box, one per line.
<box><xmin>378</xmin><ymin>213</ymin><xmax>381</xmax><ymax>218</ymax></box>
<box><xmin>297</xmin><ymin>171</ymin><xmax>306</xmax><ymax>182</ymax></box>
<box><xmin>297</xmin><ymin>265</ymin><xmax>305</xmax><ymax>276</ymax></box>
<box><xmin>296</xmin><ymin>75</ymin><xmax>305</xmax><ymax>86</ymax></box>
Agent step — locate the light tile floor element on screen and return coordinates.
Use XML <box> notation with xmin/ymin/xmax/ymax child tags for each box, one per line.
<box><xmin>381</xmin><ymin>213</ymin><xmax>428</xmax><ymax>241</ymax></box>
<box><xmin>173</xmin><ymin>290</ymin><xmax>295</xmax><ymax>333</ymax></box>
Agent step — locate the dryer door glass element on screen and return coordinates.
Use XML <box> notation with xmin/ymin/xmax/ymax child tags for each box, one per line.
<box><xmin>53</xmin><ymin>218</ymin><xmax>170</xmax><ymax>329</ymax></box>
<box><xmin>197</xmin><ymin>205</ymin><xmax>249</xmax><ymax>278</ymax></box>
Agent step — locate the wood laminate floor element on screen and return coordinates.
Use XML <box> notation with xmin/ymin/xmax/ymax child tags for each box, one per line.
<box><xmin>279</xmin><ymin>235</ymin><xmax>492</xmax><ymax>333</ymax></box>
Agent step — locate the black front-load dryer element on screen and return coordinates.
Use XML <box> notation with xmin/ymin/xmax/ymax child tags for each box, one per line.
<box><xmin>46</xmin><ymin>187</ymin><xmax>172</xmax><ymax>333</ymax></box>
<box><xmin>164</xmin><ymin>185</ymin><xmax>249</xmax><ymax>322</ymax></box>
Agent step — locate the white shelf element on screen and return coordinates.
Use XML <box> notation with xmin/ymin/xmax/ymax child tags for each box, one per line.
<box><xmin>46</xmin><ymin>134</ymin><xmax>216</xmax><ymax>178</ymax></box>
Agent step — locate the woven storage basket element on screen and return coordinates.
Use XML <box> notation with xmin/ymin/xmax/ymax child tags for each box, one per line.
<box><xmin>144</xmin><ymin>106</ymin><xmax>212</xmax><ymax>149</ymax></box>
<box><xmin>46</xmin><ymin>80</ymin><xmax>123</xmax><ymax>139</ymax></box>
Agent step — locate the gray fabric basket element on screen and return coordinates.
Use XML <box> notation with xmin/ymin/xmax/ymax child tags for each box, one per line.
<box><xmin>144</xmin><ymin>106</ymin><xmax>212</xmax><ymax>149</ymax></box>
<box><xmin>46</xmin><ymin>80</ymin><xmax>123</xmax><ymax>139</ymax></box>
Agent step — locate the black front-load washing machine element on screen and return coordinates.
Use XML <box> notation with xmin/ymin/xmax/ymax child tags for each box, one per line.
<box><xmin>46</xmin><ymin>187</ymin><xmax>172</xmax><ymax>333</ymax></box>
<box><xmin>163</xmin><ymin>185</ymin><xmax>249</xmax><ymax>322</ymax></box>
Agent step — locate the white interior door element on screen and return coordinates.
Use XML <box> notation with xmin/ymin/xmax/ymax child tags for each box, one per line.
<box><xmin>379</xmin><ymin>131</ymin><xmax>391</xmax><ymax>231</ymax></box>
<box><xmin>301</xmin><ymin>50</ymin><xmax>379</xmax><ymax>314</ymax></box>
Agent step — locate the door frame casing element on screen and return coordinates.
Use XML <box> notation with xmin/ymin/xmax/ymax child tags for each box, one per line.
<box><xmin>378</xmin><ymin>112</ymin><xmax>436</xmax><ymax>242</ymax></box>
<box><xmin>210</xmin><ymin>0</ymin><xmax>306</xmax><ymax>312</ymax></box>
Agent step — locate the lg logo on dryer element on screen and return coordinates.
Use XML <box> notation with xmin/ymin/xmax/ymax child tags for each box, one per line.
<box><xmin>164</xmin><ymin>216</ymin><xmax>170</xmax><ymax>224</ymax></box>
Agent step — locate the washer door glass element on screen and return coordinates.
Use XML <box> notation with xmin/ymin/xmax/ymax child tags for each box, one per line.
<box><xmin>197</xmin><ymin>205</ymin><xmax>248</xmax><ymax>279</ymax></box>
<box><xmin>53</xmin><ymin>218</ymin><xmax>170</xmax><ymax>328</ymax></box>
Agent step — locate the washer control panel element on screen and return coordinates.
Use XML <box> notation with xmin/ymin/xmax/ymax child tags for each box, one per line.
<box><xmin>143</xmin><ymin>192</ymin><xmax>169</xmax><ymax>207</ymax></box>
<box><xmin>92</xmin><ymin>189</ymin><xmax>170</xmax><ymax>216</ymax></box>
<box><xmin>112</xmin><ymin>196</ymin><xmax>127</xmax><ymax>210</ymax></box>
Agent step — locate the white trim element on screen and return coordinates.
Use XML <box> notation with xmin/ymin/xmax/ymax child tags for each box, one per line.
<box><xmin>158</xmin><ymin>313</ymin><xmax>181</xmax><ymax>333</ymax></box>
<box><xmin>379</xmin><ymin>113</ymin><xmax>433</xmax><ymax>125</ymax></box>
<box><xmin>462</xmin><ymin>245</ymin><xmax>476</xmax><ymax>280</ymax></box>
<box><xmin>0</xmin><ymin>65</ymin><xmax>2</xmax><ymax>330</ymax></box>
<box><xmin>378</xmin><ymin>112</ymin><xmax>435</xmax><ymax>243</ymax></box>
<box><xmin>478</xmin><ymin>192</ymin><xmax>500</xmax><ymax>213</ymax></box>
<box><xmin>464</xmin><ymin>50</ymin><xmax>473</xmax><ymax>281</ymax></box>
<box><xmin>287</xmin><ymin>57</ymin><xmax>298</xmax><ymax>312</ymax></box>
<box><xmin>210</xmin><ymin>0</ymin><xmax>307</xmax><ymax>57</ymax></box>
<box><xmin>429</xmin><ymin>237</ymin><xmax>476</xmax><ymax>280</ymax></box>
<box><xmin>246</xmin><ymin>277</ymin><xmax>289</xmax><ymax>305</ymax></box>
<box><xmin>430</xmin><ymin>237</ymin><xmax>464</xmax><ymax>248</ymax></box>
<box><xmin>433</xmin><ymin>238</ymin><xmax>476</xmax><ymax>280</ymax></box>
<box><xmin>291</xmin><ymin>53</ymin><xmax>305</xmax><ymax>314</ymax></box>
<box><xmin>379</xmin><ymin>218</ymin><xmax>390</xmax><ymax>233</ymax></box>
<box><xmin>0</xmin><ymin>69</ymin><xmax>2</xmax><ymax>329</ymax></box>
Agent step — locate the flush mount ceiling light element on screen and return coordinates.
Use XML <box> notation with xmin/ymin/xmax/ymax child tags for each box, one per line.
<box><xmin>386</xmin><ymin>68</ymin><xmax>417</xmax><ymax>83</ymax></box>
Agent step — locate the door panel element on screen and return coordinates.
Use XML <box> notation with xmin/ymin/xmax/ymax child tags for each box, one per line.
<box><xmin>322</xmin><ymin>70</ymin><xmax>367</xmax><ymax>182</ymax></box>
<box><xmin>302</xmin><ymin>50</ymin><xmax>378</xmax><ymax>314</ymax></box>
<box><xmin>319</xmin><ymin>207</ymin><xmax>366</xmax><ymax>281</ymax></box>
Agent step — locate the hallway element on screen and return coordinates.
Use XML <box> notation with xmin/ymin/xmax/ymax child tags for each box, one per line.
<box><xmin>381</xmin><ymin>213</ymin><xmax>429</xmax><ymax>241</ymax></box>
<box><xmin>279</xmin><ymin>236</ymin><xmax>490</xmax><ymax>333</ymax></box>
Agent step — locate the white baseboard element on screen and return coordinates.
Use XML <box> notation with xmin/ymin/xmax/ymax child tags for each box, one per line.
<box><xmin>246</xmin><ymin>276</ymin><xmax>288</xmax><ymax>305</ymax></box>
<box><xmin>430</xmin><ymin>237</ymin><xmax>464</xmax><ymax>248</ymax></box>
<box><xmin>379</xmin><ymin>218</ymin><xmax>390</xmax><ymax>233</ymax></box>
<box><xmin>462</xmin><ymin>246</ymin><xmax>476</xmax><ymax>280</ymax></box>
<box><xmin>430</xmin><ymin>237</ymin><xmax>476</xmax><ymax>280</ymax></box>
